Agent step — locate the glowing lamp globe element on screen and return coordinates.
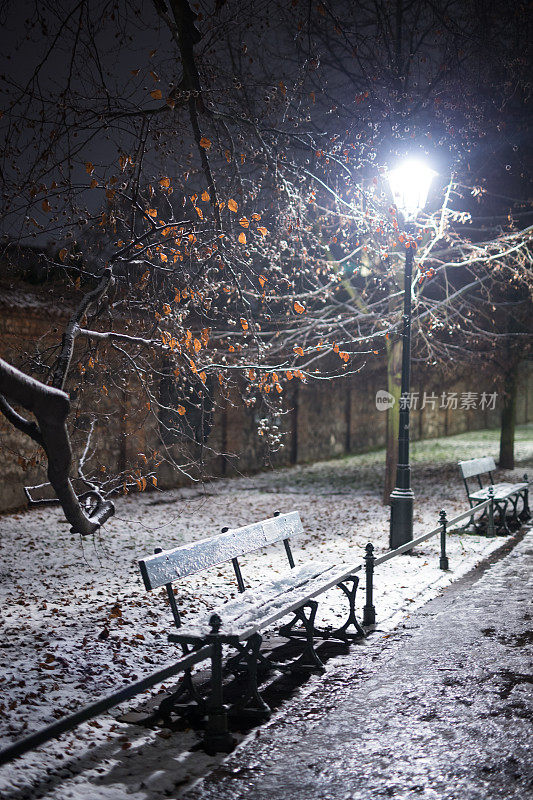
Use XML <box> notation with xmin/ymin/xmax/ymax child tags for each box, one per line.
<box><xmin>387</xmin><ymin>160</ymin><xmax>436</xmax><ymax>220</ymax></box>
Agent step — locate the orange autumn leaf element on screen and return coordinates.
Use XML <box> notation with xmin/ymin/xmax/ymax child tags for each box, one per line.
<box><xmin>257</xmin><ymin>226</ymin><xmax>268</xmax><ymax>237</ymax></box>
<box><xmin>58</xmin><ymin>249</ymin><xmax>67</xmax><ymax>262</ymax></box>
<box><xmin>199</xmin><ymin>371</ymin><xmax>206</xmax><ymax>383</ymax></box>
<box><xmin>251</xmin><ymin>213</ymin><xmax>261</xmax><ymax>221</ymax></box>
<box><xmin>150</xmin><ymin>89</ymin><xmax>162</xmax><ymax>100</ymax></box>
<box><xmin>239</xmin><ymin>217</ymin><xmax>249</xmax><ymax>228</ymax></box>
<box><xmin>240</xmin><ymin>317</ymin><xmax>249</xmax><ymax>330</ymax></box>
<box><xmin>90</xmin><ymin>178</ymin><xmax>98</xmax><ymax>189</ymax></box>
<box><xmin>195</xmin><ymin>206</ymin><xmax>204</xmax><ymax>219</ymax></box>
<box><xmin>199</xmin><ymin>137</ymin><xmax>211</xmax><ymax>150</ymax></box>
<box><xmin>201</xmin><ymin>190</ymin><xmax>210</xmax><ymax>201</ymax></box>
<box><xmin>177</xmin><ymin>405</ymin><xmax>186</xmax><ymax>415</ymax></box>
<box><xmin>42</xmin><ymin>199</ymin><xmax>51</xmax><ymax>212</ymax></box>
<box><xmin>147</xmin><ymin>208</ymin><xmax>157</xmax><ymax>217</ymax></box>
<box><xmin>159</xmin><ymin>177</ymin><xmax>170</xmax><ymax>188</ymax></box>
<box><xmin>228</xmin><ymin>198</ymin><xmax>238</xmax><ymax>212</ymax></box>
<box><xmin>286</xmin><ymin>370</ymin><xmax>293</xmax><ymax>380</ymax></box>
<box><xmin>193</xmin><ymin>338</ymin><xmax>202</xmax><ymax>353</ymax></box>
<box><xmin>258</xmin><ymin>274</ymin><xmax>266</xmax><ymax>288</ymax></box>
<box><xmin>85</xmin><ymin>162</ymin><xmax>94</xmax><ymax>174</ymax></box>
<box><xmin>151</xmin><ymin>476</ymin><xmax>158</xmax><ymax>487</ymax></box>
<box><xmin>238</xmin><ymin>232</ymin><xmax>246</xmax><ymax>244</ymax></box>
<box><xmin>293</xmin><ymin>301</ymin><xmax>305</xmax><ymax>314</ymax></box>
<box><xmin>293</xmin><ymin>346</ymin><xmax>304</xmax><ymax>357</ymax></box>
<box><xmin>162</xmin><ymin>304</ymin><xmax>171</xmax><ymax>315</ymax></box>
<box><xmin>247</xmin><ymin>369</ymin><xmax>256</xmax><ymax>380</ymax></box>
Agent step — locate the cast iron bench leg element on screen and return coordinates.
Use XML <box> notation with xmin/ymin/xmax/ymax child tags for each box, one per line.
<box><xmin>229</xmin><ymin>634</ymin><xmax>271</xmax><ymax>718</ymax></box>
<box><xmin>508</xmin><ymin>495</ymin><xmax>522</xmax><ymax>530</ymax></box>
<box><xmin>494</xmin><ymin>499</ymin><xmax>511</xmax><ymax>534</ymax></box>
<box><xmin>519</xmin><ymin>486</ymin><xmax>531</xmax><ymax>521</ymax></box>
<box><xmin>158</xmin><ymin>667</ymin><xmax>205</xmax><ymax>722</ymax></box>
<box><xmin>329</xmin><ymin>577</ymin><xmax>365</xmax><ymax>641</ymax></box>
<box><xmin>288</xmin><ymin>601</ymin><xmax>325</xmax><ymax>673</ymax></box>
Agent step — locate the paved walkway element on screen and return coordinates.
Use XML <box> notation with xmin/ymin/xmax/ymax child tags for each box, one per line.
<box><xmin>187</xmin><ymin>530</ymin><xmax>533</xmax><ymax>800</ymax></box>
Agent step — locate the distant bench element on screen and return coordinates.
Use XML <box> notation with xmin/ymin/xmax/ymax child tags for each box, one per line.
<box><xmin>139</xmin><ymin>511</ymin><xmax>365</xmax><ymax>753</ymax></box>
<box><xmin>458</xmin><ymin>456</ymin><xmax>530</xmax><ymax>534</ymax></box>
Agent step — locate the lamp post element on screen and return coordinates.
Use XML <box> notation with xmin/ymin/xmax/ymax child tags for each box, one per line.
<box><xmin>387</xmin><ymin>160</ymin><xmax>436</xmax><ymax>550</ymax></box>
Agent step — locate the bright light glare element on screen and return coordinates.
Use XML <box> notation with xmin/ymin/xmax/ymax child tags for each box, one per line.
<box><xmin>387</xmin><ymin>160</ymin><xmax>436</xmax><ymax>220</ymax></box>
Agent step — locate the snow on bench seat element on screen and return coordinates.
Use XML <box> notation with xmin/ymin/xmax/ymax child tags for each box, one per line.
<box><xmin>168</xmin><ymin>557</ymin><xmax>362</xmax><ymax>641</ymax></box>
<box><xmin>469</xmin><ymin>482</ymin><xmax>527</xmax><ymax>502</ymax></box>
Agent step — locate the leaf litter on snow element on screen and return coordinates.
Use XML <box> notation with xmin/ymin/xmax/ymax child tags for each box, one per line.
<box><xmin>0</xmin><ymin>425</ymin><xmax>531</xmax><ymax>799</ymax></box>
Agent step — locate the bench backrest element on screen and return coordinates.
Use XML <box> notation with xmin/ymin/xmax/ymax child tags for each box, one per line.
<box><xmin>139</xmin><ymin>511</ymin><xmax>303</xmax><ymax>592</ymax></box>
<box><xmin>458</xmin><ymin>456</ymin><xmax>496</xmax><ymax>480</ymax></box>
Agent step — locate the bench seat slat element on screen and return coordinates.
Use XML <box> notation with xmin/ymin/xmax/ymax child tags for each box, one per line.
<box><xmin>168</xmin><ymin>558</ymin><xmax>362</xmax><ymax>641</ymax></box>
<box><xmin>469</xmin><ymin>482</ymin><xmax>527</xmax><ymax>501</ymax></box>
<box><xmin>139</xmin><ymin>512</ymin><xmax>303</xmax><ymax>590</ymax></box>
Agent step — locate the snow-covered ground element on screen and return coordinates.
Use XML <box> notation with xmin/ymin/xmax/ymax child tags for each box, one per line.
<box><xmin>0</xmin><ymin>424</ymin><xmax>531</xmax><ymax>799</ymax></box>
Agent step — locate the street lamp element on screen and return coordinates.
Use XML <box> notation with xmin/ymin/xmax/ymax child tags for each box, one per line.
<box><xmin>387</xmin><ymin>159</ymin><xmax>436</xmax><ymax>550</ymax></box>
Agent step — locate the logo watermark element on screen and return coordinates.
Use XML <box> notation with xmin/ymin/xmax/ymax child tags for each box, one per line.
<box><xmin>375</xmin><ymin>390</ymin><xmax>498</xmax><ymax>412</ymax></box>
<box><xmin>375</xmin><ymin>390</ymin><xmax>396</xmax><ymax>410</ymax></box>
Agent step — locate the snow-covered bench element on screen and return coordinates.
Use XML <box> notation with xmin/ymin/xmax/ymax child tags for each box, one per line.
<box><xmin>458</xmin><ymin>456</ymin><xmax>530</xmax><ymax>534</ymax></box>
<box><xmin>138</xmin><ymin>510</ymin><xmax>364</xmax><ymax>753</ymax></box>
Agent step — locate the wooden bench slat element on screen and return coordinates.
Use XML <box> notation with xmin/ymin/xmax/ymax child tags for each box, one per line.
<box><xmin>458</xmin><ymin>456</ymin><xmax>496</xmax><ymax>479</ymax></box>
<box><xmin>139</xmin><ymin>511</ymin><xmax>304</xmax><ymax>590</ymax></box>
<box><xmin>469</xmin><ymin>482</ymin><xmax>527</xmax><ymax>501</ymax></box>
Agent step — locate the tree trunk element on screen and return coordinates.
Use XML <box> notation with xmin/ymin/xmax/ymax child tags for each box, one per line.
<box><xmin>499</xmin><ymin>360</ymin><xmax>519</xmax><ymax>469</ymax></box>
<box><xmin>383</xmin><ymin>333</ymin><xmax>402</xmax><ymax>504</ymax></box>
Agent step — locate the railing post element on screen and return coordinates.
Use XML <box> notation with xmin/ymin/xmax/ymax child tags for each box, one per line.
<box><xmin>487</xmin><ymin>486</ymin><xmax>495</xmax><ymax>537</ymax></box>
<box><xmin>439</xmin><ymin>509</ymin><xmax>449</xmax><ymax>571</ymax></box>
<box><xmin>203</xmin><ymin>614</ymin><xmax>234</xmax><ymax>754</ymax></box>
<box><xmin>363</xmin><ymin>543</ymin><xmax>376</xmax><ymax>626</ymax></box>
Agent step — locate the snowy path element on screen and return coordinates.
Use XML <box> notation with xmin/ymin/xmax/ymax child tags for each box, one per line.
<box><xmin>0</xmin><ymin>425</ymin><xmax>531</xmax><ymax>797</ymax></box>
<box><xmin>187</xmin><ymin>528</ymin><xmax>533</xmax><ymax>800</ymax></box>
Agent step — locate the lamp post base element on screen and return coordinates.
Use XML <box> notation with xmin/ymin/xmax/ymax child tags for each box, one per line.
<box><xmin>389</xmin><ymin>488</ymin><xmax>414</xmax><ymax>550</ymax></box>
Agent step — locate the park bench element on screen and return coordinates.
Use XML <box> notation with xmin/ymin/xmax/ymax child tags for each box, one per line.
<box><xmin>138</xmin><ymin>510</ymin><xmax>365</xmax><ymax>753</ymax></box>
<box><xmin>458</xmin><ymin>456</ymin><xmax>530</xmax><ymax>534</ymax></box>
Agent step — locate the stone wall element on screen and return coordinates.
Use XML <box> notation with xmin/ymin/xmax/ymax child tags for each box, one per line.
<box><xmin>1</xmin><ymin>296</ymin><xmax>532</xmax><ymax>513</ymax></box>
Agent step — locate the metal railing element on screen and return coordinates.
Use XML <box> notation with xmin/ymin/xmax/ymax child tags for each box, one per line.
<box><xmin>363</xmin><ymin>480</ymin><xmax>532</xmax><ymax>626</ymax></box>
<box><xmin>0</xmin><ymin>645</ymin><xmax>210</xmax><ymax>767</ymax></box>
